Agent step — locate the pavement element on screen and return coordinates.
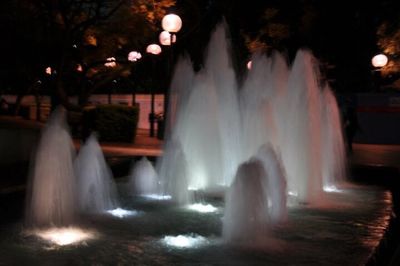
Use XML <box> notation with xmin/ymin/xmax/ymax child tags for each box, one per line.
<box><xmin>74</xmin><ymin>128</ymin><xmax>163</xmax><ymax>157</ymax></box>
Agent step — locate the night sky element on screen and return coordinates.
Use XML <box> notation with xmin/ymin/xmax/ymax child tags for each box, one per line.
<box><xmin>1</xmin><ymin>0</ymin><xmax>400</xmax><ymax>94</ymax></box>
<box><xmin>174</xmin><ymin>0</ymin><xmax>400</xmax><ymax>92</ymax></box>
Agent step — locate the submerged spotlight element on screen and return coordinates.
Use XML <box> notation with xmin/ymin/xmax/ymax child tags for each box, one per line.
<box><xmin>142</xmin><ymin>194</ymin><xmax>172</xmax><ymax>200</ymax></box>
<box><xmin>107</xmin><ymin>208</ymin><xmax>138</xmax><ymax>218</ymax></box>
<box><xmin>32</xmin><ymin>227</ymin><xmax>95</xmax><ymax>246</ymax></box>
<box><xmin>323</xmin><ymin>185</ymin><xmax>342</xmax><ymax>193</ymax></box>
<box><xmin>187</xmin><ymin>203</ymin><xmax>218</xmax><ymax>213</ymax></box>
<box><xmin>162</xmin><ymin>234</ymin><xmax>208</xmax><ymax>248</ymax></box>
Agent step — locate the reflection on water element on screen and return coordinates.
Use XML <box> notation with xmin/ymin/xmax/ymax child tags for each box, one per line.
<box><xmin>26</xmin><ymin>227</ymin><xmax>97</xmax><ymax>246</ymax></box>
<box><xmin>162</xmin><ymin>234</ymin><xmax>209</xmax><ymax>248</ymax></box>
<box><xmin>0</xmin><ymin>185</ymin><xmax>392</xmax><ymax>265</ymax></box>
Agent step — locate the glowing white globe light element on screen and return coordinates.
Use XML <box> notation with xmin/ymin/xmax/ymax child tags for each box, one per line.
<box><xmin>146</xmin><ymin>44</ymin><xmax>162</xmax><ymax>55</ymax></box>
<box><xmin>159</xmin><ymin>31</ymin><xmax>177</xmax><ymax>46</ymax></box>
<box><xmin>162</xmin><ymin>14</ymin><xmax>182</xmax><ymax>33</ymax></box>
<box><xmin>128</xmin><ymin>51</ymin><xmax>142</xmax><ymax>62</ymax></box>
<box><xmin>247</xmin><ymin>60</ymin><xmax>252</xmax><ymax>70</ymax></box>
<box><xmin>371</xmin><ymin>54</ymin><xmax>388</xmax><ymax>68</ymax></box>
<box><xmin>45</xmin><ymin>67</ymin><xmax>52</xmax><ymax>75</ymax></box>
<box><xmin>76</xmin><ymin>64</ymin><xmax>83</xmax><ymax>72</ymax></box>
<box><xmin>105</xmin><ymin>57</ymin><xmax>117</xmax><ymax>67</ymax></box>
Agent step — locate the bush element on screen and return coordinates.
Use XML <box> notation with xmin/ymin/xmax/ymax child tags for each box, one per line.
<box><xmin>83</xmin><ymin>104</ymin><xmax>139</xmax><ymax>143</ymax></box>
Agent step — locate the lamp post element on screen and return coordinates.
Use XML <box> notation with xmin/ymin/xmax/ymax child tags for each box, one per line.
<box><xmin>146</xmin><ymin>44</ymin><xmax>162</xmax><ymax>137</ymax></box>
<box><xmin>371</xmin><ymin>53</ymin><xmax>388</xmax><ymax>90</ymax></box>
<box><xmin>105</xmin><ymin>57</ymin><xmax>117</xmax><ymax>104</ymax></box>
<box><xmin>372</xmin><ymin>54</ymin><xmax>388</xmax><ymax>68</ymax></box>
<box><xmin>161</xmin><ymin>13</ymin><xmax>182</xmax><ymax>139</ymax></box>
<box><xmin>128</xmin><ymin>51</ymin><xmax>142</xmax><ymax>105</ymax></box>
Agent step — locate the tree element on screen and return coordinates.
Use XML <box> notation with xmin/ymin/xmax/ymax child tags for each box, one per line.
<box><xmin>377</xmin><ymin>21</ymin><xmax>400</xmax><ymax>77</ymax></box>
<box><xmin>2</xmin><ymin>0</ymin><xmax>176</xmax><ymax>111</ymax></box>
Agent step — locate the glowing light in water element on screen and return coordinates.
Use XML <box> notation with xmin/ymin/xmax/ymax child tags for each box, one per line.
<box><xmin>34</xmin><ymin>227</ymin><xmax>95</xmax><ymax>246</ymax></box>
<box><xmin>187</xmin><ymin>203</ymin><xmax>218</xmax><ymax>213</ymax></box>
<box><xmin>323</xmin><ymin>185</ymin><xmax>343</xmax><ymax>193</ymax></box>
<box><xmin>188</xmin><ymin>187</ymin><xmax>198</xmax><ymax>191</ymax></box>
<box><xmin>162</xmin><ymin>234</ymin><xmax>208</xmax><ymax>248</ymax></box>
<box><xmin>142</xmin><ymin>194</ymin><xmax>172</xmax><ymax>200</ymax></box>
<box><xmin>107</xmin><ymin>208</ymin><xmax>138</xmax><ymax>218</ymax></box>
<box><xmin>288</xmin><ymin>191</ymin><xmax>298</xmax><ymax>197</ymax></box>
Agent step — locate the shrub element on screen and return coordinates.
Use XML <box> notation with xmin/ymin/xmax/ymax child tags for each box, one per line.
<box><xmin>83</xmin><ymin>104</ymin><xmax>139</xmax><ymax>143</ymax></box>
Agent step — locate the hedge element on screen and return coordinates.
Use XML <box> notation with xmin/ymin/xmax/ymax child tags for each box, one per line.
<box><xmin>83</xmin><ymin>104</ymin><xmax>139</xmax><ymax>143</ymax></box>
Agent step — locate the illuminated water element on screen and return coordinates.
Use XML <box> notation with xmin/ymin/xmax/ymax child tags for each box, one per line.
<box><xmin>128</xmin><ymin>157</ymin><xmax>159</xmax><ymax>196</ymax></box>
<box><xmin>25</xmin><ymin>107</ymin><xmax>78</xmax><ymax>227</ymax></box>
<box><xmin>0</xmin><ymin>185</ymin><xmax>392</xmax><ymax>265</ymax></box>
<box><xmin>158</xmin><ymin>22</ymin><xmax>346</xmax><ymax>209</ymax></box>
<box><xmin>75</xmin><ymin>133</ymin><xmax>119</xmax><ymax>213</ymax></box>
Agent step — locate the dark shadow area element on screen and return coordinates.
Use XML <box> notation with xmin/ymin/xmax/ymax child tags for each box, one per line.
<box><xmin>350</xmin><ymin>164</ymin><xmax>400</xmax><ymax>266</ymax></box>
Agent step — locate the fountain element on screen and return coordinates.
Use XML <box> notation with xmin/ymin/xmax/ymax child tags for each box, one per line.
<box><xmin>75</xmin><ymin>133</ymin><xmax>119</xmax><ymax>213</ymax></box>
<box><xmin>223</xmin><ymin>158</ymin><xmax>270</xmax><ymax>244</ymax></box>
<box><xmin>157</xmin><ymin>139</ymin><xmax>192</xmax><ymax>204</ymax></box>
<box><xmin>256</xmin><ymin>144</ymin><xmax>287</xmax><ymax>224</ymax></box>
<box><xmin>25</xmin><ymin>107</ymin><xmax>78</xmax><ymax>227</ymax></box>
<box><xmin>158</xmin><ymin>21</ymin><xmax>348</xmax><ymax>245</ymax></box>
<box><xmin>128</xmin><ymin>156</ymin><xmax>159</xmax><ymax>195</ymax></box>
<box><xmin>2</xmin><ymin>21</ymin><xmax>390</xmax><ymax>266</ymax></box>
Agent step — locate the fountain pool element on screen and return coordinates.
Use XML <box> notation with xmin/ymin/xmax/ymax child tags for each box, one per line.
<box><xmin>0</xmin><ymin>184</ymin><xmax>392</xmax><ymax>265</ymax></box>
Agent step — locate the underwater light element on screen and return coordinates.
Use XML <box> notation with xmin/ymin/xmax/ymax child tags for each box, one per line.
<box><xmin>162</xmin><ymin>234</ymin><xmax>208</xmax><ymax>248</ymax></box>
<box><xmin>34</xmin><ymin>227</ymin><xmax>95</xmax><ymax>246</ymax></box>
<box><xmin>142</xmin><ymin>194</ymin><xmax>172</xmax><ymax>200</ymax></box>
<box><xmin>323</xmin><ymin>185</ymin><xmax>342</xmax><ymax>193</ymax></box>
<box><xmin>107</xmin><ymin>208</ymin><xmax>138</xmax><ymax>218</ymax></box>
<box><xmin>288</xmin><ymin>191</ymin><xmax>298</xmax><ymax>197</ymax></box>
<box><xmin>187</xmin><ymin>203</ymin><xmax>218</xmax><ymax>213</ymax></box>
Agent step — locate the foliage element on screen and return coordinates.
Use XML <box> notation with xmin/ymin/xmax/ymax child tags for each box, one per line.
<box><xmin>131</xmin><ymin>0</ymin><xmax>176</xmax><ymax>27</ymax></box>
<box><xmin>377</xmin><ymin>22</ymin><xmax>400</xmax><ymax>78</ymax></box>
<box><xmin>84</xmin><ymin>104</ymin><xmax>139</xmax><ymax>142</ymax></box>
<box><xmin>243</xmin><ymin>8</ymin><xmax>290</xmax><ymax>53</ymax></box>
<box><xmin>2</xmin><ymin>0</ymin><xmax>176</xmax><ymax>106</ymax></box>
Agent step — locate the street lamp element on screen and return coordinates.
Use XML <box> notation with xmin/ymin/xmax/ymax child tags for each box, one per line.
<box><xmin>161</xmin><ymin>13</ymin><xmax>182</xmax><ymax>139</ymax></box>
<box><xmin>247</xmin><ymin>60</ymin><xmax>252</xmax><ymax>70</ymax></box>
<box><xmin>128</xmin><ymin>51</ymin><xmax>142</xmax><ymax>62</ymax></box>
<box><xmin>146</xmin><ymin>44</ymin><xmax>162</xmax><ymax>55</ymax></box>
<box><xmin>105</xmin><ymin>57</ymin><xmax>117</xmax><ymax>68</ymax></box>
<box><xmin>372</xmin><ymin>54</ymin><xmax>388</xmax><ymax>68</ymax></box>
<box><xmin>371</xmin><ymin>54</ymin><xmax>388</xmax><ymax>90</ymax></box>
<box><xmin>128</xmin><ymin>51</ymin><xmax>142</xmax><ymax>105</ymax></box>
<box><xmin>162</xmin><ymin>14</ymin><xmax>182</xmax><ymax>33</ymax></box>
<box><xmin>146</xmin><ymin>44</ymin><xmax>162</xmax><ymax>137</ymax></box>
<box><xmin>159</xmin><ymin>31</ymin><xmax>177</xmax><ymax>46</ymax></box>
<box><xmin>45</xmin><ymin>67</ymin><xmax>52</xmax><ymax>75</ymax></box>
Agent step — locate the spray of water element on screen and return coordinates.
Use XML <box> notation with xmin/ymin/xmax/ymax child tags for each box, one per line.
<box><xmin>25</xmin><ymin>107</ymin><xmax>78</xmax><ymax>227</ymax></box>
<box><xmin>75</xmin><ymin>133</ymin><xmax>119</xmax><ymax>213</ymax></box>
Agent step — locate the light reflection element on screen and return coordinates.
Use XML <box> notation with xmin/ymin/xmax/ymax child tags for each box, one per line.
<box><xmin>187</xmin><ymin>203</ymin><xmax>218</xmax><ymax>213</ymax></box>
<box><xmin>323</xmin><ymin>185</ymin><xmax>342</xmax><ymax>193</ymax></box>
<box><xmin>142</xmin><ymin>194</ymin><xmax>172</xmax><ymax>200</ymax></box>
<box><xmin>32</xmin><ymin>227</ymin><xmax>95</xmax><ymax>246</ymax></box>
<box><xmin>107</xmin><ymin>208</ymin><xmax>138</xmax><ymax>218</ymax></box>
<box><xmin>162</xmin><ymin>234</ymin><xmax>208</xmax><ymax>248</ymax></box>
<box><xmin>288</xmin><ymin>191</ymin><xmax>298</xmax><ymax>197</ymax></box>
